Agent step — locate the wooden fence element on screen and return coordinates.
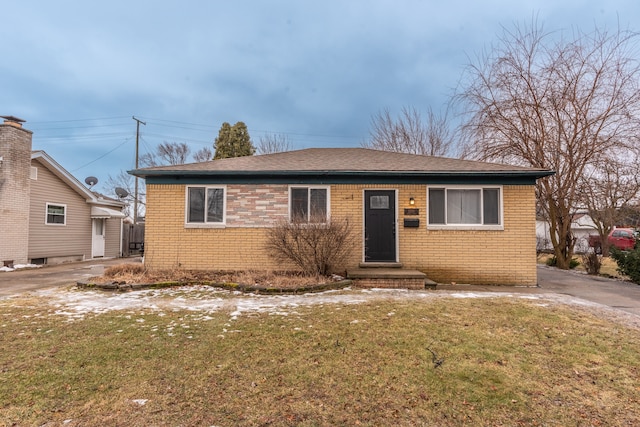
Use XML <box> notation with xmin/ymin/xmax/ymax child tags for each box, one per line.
<box><xmin>122</xmin><ymin>223</ymin><xmax>145</xmax><ymax>257</ymax></box>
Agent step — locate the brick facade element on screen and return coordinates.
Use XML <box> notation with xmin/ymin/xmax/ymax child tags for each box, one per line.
<box><xmin>0</xmin><ymin>121</ymin><xmax>33</xmax><ymax>266</ymax></box>
<box><xmin>144</xmin><ymin>183</ymin><xmax>538</xmax><ymax>285</ymax></box>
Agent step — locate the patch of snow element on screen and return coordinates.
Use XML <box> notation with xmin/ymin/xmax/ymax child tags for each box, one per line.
<box><xmin>0</xmin><ymin>263</ymin><xmax>42</xmax><ymax>273</ymax></box>
<box><xmin>22</xmin><ymin>285</ymin><xmax>638</xmax><ymax>331</ymax></box>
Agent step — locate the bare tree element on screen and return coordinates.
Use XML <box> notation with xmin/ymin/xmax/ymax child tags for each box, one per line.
<box><xmin>109</xmin><ymin>142</ymin><xmax>191</xmax><ymax>219</ymax></box>
<box><xmin>256</xmin><ymin>133</ymin><xmax>292</xmax><ymax>154</ymax></box>
<box><xmin>580</xmin><ymin>157</ymin><xmax>640</xmax><ymax>256</ymax></box>
<box><xmin>457</xmin><ymin>21</ymin><xmax>640</xmax><ymax>269</ymax></box>
<box><xmin>363</xmin><ymin>106</ymin><xmax>454</xmax><ymax>156</ymax></box>
<box><xmin>193</xmin><ymin>146</ymin><xmax>214</xmax><ymax>162</ymax></box>
<box><xmin>104</xmin><ymin>170</ymin><xmax>145</xmax><ymax>219</ymax></box>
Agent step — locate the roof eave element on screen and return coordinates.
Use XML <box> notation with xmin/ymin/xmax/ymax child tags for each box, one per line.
<box><xmin>129</xmin><ymin>169</ymin><xmax>554</xmax><ymax>179</ymax></box>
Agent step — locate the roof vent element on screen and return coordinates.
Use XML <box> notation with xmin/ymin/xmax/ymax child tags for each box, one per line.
<box><xmin>0</xmin><ymin>116</ymin><xmax>25</xmax><ymax>128</ymax></box>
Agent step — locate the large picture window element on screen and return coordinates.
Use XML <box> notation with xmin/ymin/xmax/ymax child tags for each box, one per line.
<box><xmin>186</xmin><ymin>186</ymin><xmax>225</xmax><ymax>225</ymax></box>
<box><xmin>46</xmin><ymin>203</ymin><xmax>66</xmax><ymax>225</ymax></box>
<box><xmin>290</xmin><ymin>186</ymin><xmax>329</xmax><ymax>223</ymax></box>
<box><xmin>428</xmin><ymin>187</ymin><xmax>501</xmax><ymax>228</ymax></box>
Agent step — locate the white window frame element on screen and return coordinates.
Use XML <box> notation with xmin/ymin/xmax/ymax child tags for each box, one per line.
<box><xmin>45</xmin><ymin>203</ymin><xmax>67</xmax><ymax>226</ymax></box>
<box><xmin>288</xmin><ymin>185</ymin><xmax>331</xmax><ymax>223</ymax></box>
<box><xmin>184</xmin><ymin>185</ymin><xmax>227</xmax><ymax>228</ymax></box>
<box><xmin>427</xmin><ymin>185</ymin><xmax>503</xmax><ymax>230</ymax></box>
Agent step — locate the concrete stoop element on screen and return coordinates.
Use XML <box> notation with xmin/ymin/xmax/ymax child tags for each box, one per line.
<box><xmin>347</xmin><ymin>265</ymin><xmax>437</xmax><ymax>290</ymax></box>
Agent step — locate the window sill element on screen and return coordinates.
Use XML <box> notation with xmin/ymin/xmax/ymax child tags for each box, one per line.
<box><xmin>185</xmin><ymin>223</ymin><xmax>226</xmax><ymax>229</ymax></box>
<box><xmin>427</xmin><ymin>224</ymin><xmax>504</xmax><ymax>231</ymax></box>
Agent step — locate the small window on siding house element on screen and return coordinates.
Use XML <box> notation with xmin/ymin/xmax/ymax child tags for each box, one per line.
<box><xmin>186</xmin><ymin>186</ymin><xmax>226</xmax><ymax>225</ymax></box>
<box><xmin>30</xmin><ymin>167</ymin><xmax>38</xmax><ymax>180</ymax></box>
<box><xmin>290</xmin><ymin>186</ymin><xmax>329</xmax><ymax>223</ymax></box>
<box><xmin>46</xmin><ymin>203</ymin><xmax>66</xmax><ymax>225</ymax></box>
<box><xmin>428</xmin><ymin>186</ymin><xmax>502</xmax><ymax>229</ymax></box>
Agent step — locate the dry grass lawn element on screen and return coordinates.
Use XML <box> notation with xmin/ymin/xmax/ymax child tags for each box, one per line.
<box><xmin>1</xmin><ymin>289</ymin><xmax>639</xmax><ymax>426</ymax></box>
<box><xmin>95</xmin><ymin>263</ymin><xmax>333</xmax><ymax>289</ymax></box>
<box><xmin>537</xmin><ymin>253</ymin><xmax>623</xmax><ymax>278</ymax></box>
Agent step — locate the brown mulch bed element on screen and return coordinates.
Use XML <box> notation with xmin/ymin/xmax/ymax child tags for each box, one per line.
<box><xmin>77</xmin><ymin>263</ymin><xmax>351</xmax><ymax>294</ymax></box>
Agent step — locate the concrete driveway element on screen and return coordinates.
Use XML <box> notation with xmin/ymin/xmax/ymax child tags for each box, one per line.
<box><xmin>536</xmin><ymin>265</ymin><xmax>640</xmax><ymax>316</ymax></box>
<box><xmin>0</xmin><ymin>257</ymin><xmax>141</xmax><ymax>298</ymax></box>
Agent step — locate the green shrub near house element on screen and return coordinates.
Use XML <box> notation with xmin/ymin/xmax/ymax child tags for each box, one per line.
<box><xmin>611</xmin><ymin>247</ymin><xmax>640</xmax><ymax>284</ymax></box>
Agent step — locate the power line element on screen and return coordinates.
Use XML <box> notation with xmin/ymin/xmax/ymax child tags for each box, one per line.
<box><xmin>29</xmin><ymin>116</ymin><xmax>131</xmax><ymax>124</ymax></box>
<box><xmin>71</xmin><ymin>137</ymin><xmax>132</xmax><ymax>172</ymax></box>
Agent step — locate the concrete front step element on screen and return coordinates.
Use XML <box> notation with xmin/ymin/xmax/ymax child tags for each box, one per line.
<box><xmin>358</xmin><ymin>262</ymin><xmax>403</xmax><ymax>268</ymax></box>
<box><xmin>347</xmin><ymin>268</ymin><xmax>437</xmax><ymax>290</ymax></box>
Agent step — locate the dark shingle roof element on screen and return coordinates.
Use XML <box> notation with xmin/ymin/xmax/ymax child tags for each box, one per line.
<box><xmin>131</xmin><ymin>148</ymin><xmax>550</xmax><ymax>176</ymax></box>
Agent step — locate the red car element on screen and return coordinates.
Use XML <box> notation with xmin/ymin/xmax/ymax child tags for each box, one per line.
<box><xmin>588</xmin><ymin>228</ymin><xmax>637</xmax><ymax>253</ymax></box>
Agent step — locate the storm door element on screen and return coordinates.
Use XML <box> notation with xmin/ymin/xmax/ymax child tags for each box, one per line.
<box><xmin>92</xmin><ymin>218</ymin><xmax>106</xmax><ymax>258</ymax></box>
<box><xmin>364</xmin><ymin>190</ymin><xmax>397</xmax><ymax>262</ymax></box>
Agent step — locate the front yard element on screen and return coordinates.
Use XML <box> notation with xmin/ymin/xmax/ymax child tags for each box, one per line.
<box><xmin>1</xmin><ymin>286</ymin><xmax>639</xmax><ymax>426</ymax></box>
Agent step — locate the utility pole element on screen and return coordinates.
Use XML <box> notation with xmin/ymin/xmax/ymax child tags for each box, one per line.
<box><xmin>132</xmin><ymin>116</ymin><xmax>146</xmax><ymax>224</ymax></box>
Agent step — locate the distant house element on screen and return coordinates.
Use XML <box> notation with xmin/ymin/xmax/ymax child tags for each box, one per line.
<box><xmin>131</xmin><ymin>148</ymin><xmax>553</xmax><ymax>287</ymax></box>
<box><xmin>536</xmin><ymin>212</ymin><xmax>598</xmax><ymax>254</ymax></box>
<box><xmin>0</xmin><ymin>116</ymin><xmax>125</xmax><ymax>266</ymax></box>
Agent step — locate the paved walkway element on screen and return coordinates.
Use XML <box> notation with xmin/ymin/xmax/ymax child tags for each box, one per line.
<box><xmin>0</xmin><ymin>257</ymin><xmax>141</xmax><ymax>297</ymax></box>
<box><xmin>1</xmin><ymin>258</ymin><xmax>639</xmax><ymax>318</ymax></box>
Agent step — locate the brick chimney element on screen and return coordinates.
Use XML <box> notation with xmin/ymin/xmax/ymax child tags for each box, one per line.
<box><xmin>0</xmin><ymin>116</ymin><xmax>33</xmax><ymax>266</ymax></box>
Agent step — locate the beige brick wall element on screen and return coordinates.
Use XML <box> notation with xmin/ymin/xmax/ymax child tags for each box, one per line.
<box><xmin>144</xmin><ymin>183</ymin><xmax>537</xmax><ymax>285</ymax></box>
<box><xmin>0</xmin><ymin>123</ymin><xmax>33</xmax><ymax>265</ymax></box>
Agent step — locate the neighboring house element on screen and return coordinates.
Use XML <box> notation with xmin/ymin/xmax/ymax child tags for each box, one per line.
<box><xmin>131</xmin><ymin>148</ymin><xmax>553</xmax><ymax>286</ymax></box>
<box><xmin>0</xmin><ymin>116</ymin><xmax>125</xmax><ymax>266</ymax></box>
<box><xmin>536</xmin><ymin>212</ymin><xmax>598</xmax><ymax>254</ymax></box>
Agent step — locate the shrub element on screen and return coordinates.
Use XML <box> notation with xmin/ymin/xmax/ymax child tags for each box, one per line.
<box><xmin>103</xmin><ymin>263</ymin><xmax>146</xmax><ymax>277</ymax></box>
<box><xmin>581</xmin><ymin>252</ymin><xmax>602</xmax><ymax>275</ymax></box>
<box><xmin>546</xmin><ymin>256</ymin><xmax>580</xmax><ymax>269</ymax></box>
<box><xmin>265</xmin><ymin>216</ymin><xmax>357</xmax><ymax>276</ymax></box>
<box><xmin>610</xmin><ymin>247</ymin><xmax>640</xmax><ymax>284</ymax></box>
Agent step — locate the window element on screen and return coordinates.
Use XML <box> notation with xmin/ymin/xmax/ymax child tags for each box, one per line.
<box><xmin>290</xmin><ymin>186</ymin><xmax>329</xmax><ymax>222</ymax></box>
<box><xmin>186</xmin><ymin>186</ymin><xmax>225</xmax><ymax>225</ymax></box>
<box><xmin>46</xmin><ymin>203</ymin><xmax>66</xmax><ymax>225</ymax></box>
<box><xmin>428</xmin><ymin>187</ymin><xmax>501</xmax><ymax>228</ymax></box>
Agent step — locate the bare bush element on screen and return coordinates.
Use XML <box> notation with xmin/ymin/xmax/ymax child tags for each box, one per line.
<box><xmin>103</xmin><ymin>263</ymin><xmax>146</xmax><ymax>278</ymax></box>
<box><xmin>265</xmin><ymin>216</ymin><xmax>357</xmax><ymax>276</ymax></box>
<box><xmin>581</xmin><ymin>251</ymin><xmax>602</xmax><ymax>275</ymax></box>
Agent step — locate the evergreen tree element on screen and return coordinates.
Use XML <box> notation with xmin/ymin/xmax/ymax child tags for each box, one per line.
<box><xmin>213</xmin><ymin>121</ymin><xmax>255</xmax><ymax>159</ymax></box>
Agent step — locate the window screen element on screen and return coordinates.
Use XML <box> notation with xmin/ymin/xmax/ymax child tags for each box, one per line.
<box><xmin>187</xmin><ymin>187</ymin><xmax>224</xmax><ymax>224</ymax></box>
<box><xmin>290</xmin><ymin>187</ymin><xmax>328</xmax><ymax>222</ymax></box>
<box><xmin>46</xmin><ymin>204</ymin><xmax>66</xmax><ymax>224</ymax></box>
<box><xmin>428</xmin><ymin>187</ymin><xmax>501</xmax><ymax>226</ymax></box>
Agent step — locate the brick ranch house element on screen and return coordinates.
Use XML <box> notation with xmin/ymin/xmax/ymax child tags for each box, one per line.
<box><xmin>130</xmin><ymin>148</ymin><xmax>553</xmax><ymax>287</ymax></box>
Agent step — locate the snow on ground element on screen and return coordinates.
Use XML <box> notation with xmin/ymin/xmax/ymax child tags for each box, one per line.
<box><xmin>18</xmin><ymin>285</ymin><xmax>637</xmax><ymax>330</ymax></box>
<box><xmin>0</xmin><ymin>264</ymin><xmax>42</xmax><ymax>272</ymax></box>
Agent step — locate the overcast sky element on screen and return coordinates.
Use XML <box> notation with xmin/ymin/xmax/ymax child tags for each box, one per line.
<box><xmin>2</xmin><ymin>0</ymin><xmax>638</xmax><ymax>194</ymax></box>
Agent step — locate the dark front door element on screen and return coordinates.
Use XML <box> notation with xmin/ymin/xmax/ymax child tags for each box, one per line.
<box><xmin>364</xmin><ymin>190</ymin><xmax>396</xmax><ymax>262</ymax></box>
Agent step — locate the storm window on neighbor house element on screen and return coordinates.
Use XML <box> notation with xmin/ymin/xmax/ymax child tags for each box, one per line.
<box><xmin>290</xmin><ymin>186</ymin><xmax>329</xmax><ymax>223</ymax></box>
<box><xmin>46</xmin><ymin>203</ymin><xmax>66</xmax><ymax>225</ymax></box>
<box><xmin>428</xmin><ymin>187</ymin><xmax>501</xmax><ymax>228</ymax></box>
<box><xmin>186</xmin><ymin>186</ymin><xmax>225</xmax><ymax>225</ymax></box>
